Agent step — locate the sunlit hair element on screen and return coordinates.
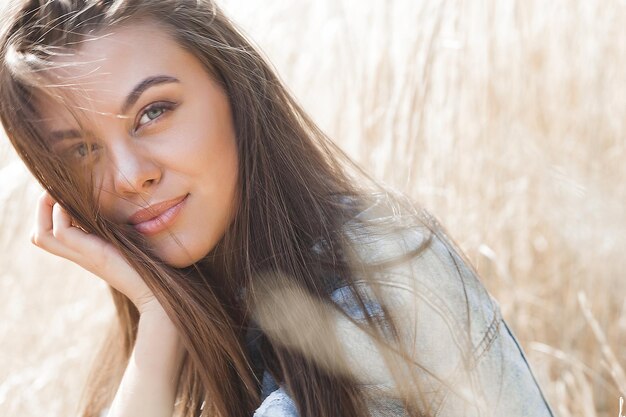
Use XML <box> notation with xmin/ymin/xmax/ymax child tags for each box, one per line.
<box><xmin>0</xmin><ymin>1</ymin><xmax>481</xmax><ymax>417</ymax></box>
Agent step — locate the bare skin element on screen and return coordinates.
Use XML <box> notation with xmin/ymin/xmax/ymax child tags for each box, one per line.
<box><xmin>31</xmin><ymin>20</ymin><xmax>240</xmax><ymax>417</ymax></box>
<box><xmin>33</xmin><ymin>189</ymin><xmax>185</xmax><ymax>417</ymax></box>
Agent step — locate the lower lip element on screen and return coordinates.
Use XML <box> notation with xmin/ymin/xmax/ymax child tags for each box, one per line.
<box><xmin>133</xmin><ymin>195</ymin><xmax>188</xmax><ymax>236</ymax></box>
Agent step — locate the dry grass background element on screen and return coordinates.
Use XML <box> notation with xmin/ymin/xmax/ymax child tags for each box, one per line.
<box><xmin>1</xmin><ymin>0</ymin><xmax>624</xmax><ymax>415</ymax></box>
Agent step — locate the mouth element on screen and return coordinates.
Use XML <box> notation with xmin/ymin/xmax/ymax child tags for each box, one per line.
<box><xmin>129</xmin><ymin>194</ymin><xmax>189</xmax><ymax>236</ymax></box>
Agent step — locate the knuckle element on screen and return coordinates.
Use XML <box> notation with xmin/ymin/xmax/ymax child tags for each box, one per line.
<box><xmin>52</xmin><ymin>227</ymin><xmax>65</xmax><ymax>242</ymax></box>
<box><xmin>31</xmin><ymin>231</ymin><xmax>46</xmax><ymax>248</ymax></box>
<box><xmin>38</xmin><ymin>190</ymin><xmax>51</xmax><ymax>205</ymax></box>
<box><xmin>30</xmin><ymin>232</ymin><xmax>39</xmax><ymax>246</ymax></box>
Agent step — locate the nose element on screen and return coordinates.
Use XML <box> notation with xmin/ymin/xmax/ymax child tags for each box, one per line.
<box><xmin>107</xmin><ymin>141</ymin><xmax>162</xmax><ymax>196</ymax></box>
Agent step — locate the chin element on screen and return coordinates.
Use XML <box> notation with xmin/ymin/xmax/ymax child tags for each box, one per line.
<box><xmin>164</xmin><ymin>257</ymin><xmax>198</xmax><ymax>269</ymax></box>
<box><xmin>151</xmin><ymin>230</ymin><xmax>226</xmax><ymax>269</ymax></box>
<box><xmin>152</xmin><ymin>244</ymin><xmax>202</xmax><ymax>269</ymax></box>
<box><xmin>157</xmin><ymin>240</ymin><xmax>221</xmax><ymax>269</ymax></box>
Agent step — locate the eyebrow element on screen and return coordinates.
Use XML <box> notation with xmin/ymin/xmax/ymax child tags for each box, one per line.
<box><xmin>120</xmin><ymin>74</ymin><xmax>180</xmax><ymax>114</ymax></box>
<box><xmin>48</xmin><ymin>75</ymin><xmax>180</xmax><ymax>142</ymax></box>
<box><xmin>50</xmin><ymin>129</ymin><xmax>83</xmax><ymax>141</ymax></box>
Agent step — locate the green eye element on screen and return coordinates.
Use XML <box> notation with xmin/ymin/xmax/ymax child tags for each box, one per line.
<box><xmin>137</xmin><ymin>102</ymin><xmax>175</xmax><ymax>129</ymax></box>
<box><xmin>71</xmin><ymin>142</ymin><xmax>100</xmax><ymax>161</ymax></box>
<box><xmin>76</xmin><ymin>143</ymin><xmax>89</xmax><ymax>157</ymax></box>
<box><xmin>146</xmin><ymin>107</ymin><xmax>164</xmax><ymax>120</ymax></box>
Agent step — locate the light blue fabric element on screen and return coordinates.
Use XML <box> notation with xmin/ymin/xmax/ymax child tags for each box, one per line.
<box><xmin>254</xmin><ymin>281</ymin><xmax>554</xmax><ymax>417</ymax></box>
<box><xmin>252</xmin><ymin>194</ymin><xmax>555</xmax><ymax>417</ymax></box>
<box><xmin>253</xmin><ymin>387</ymin><xmax>298</xmax><ymax>417</ymax></box>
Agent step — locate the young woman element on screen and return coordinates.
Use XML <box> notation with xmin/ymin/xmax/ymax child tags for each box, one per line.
<box><xmin>0</xmin><ymin>1</ymin><xmax>555</xmax><ymax>416</ymax></box>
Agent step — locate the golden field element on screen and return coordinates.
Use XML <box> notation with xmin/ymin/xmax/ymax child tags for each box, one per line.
<box><xmin>0</xmin><ymin>0</ymin><xmax>624</xmax><ymax>415</ymax></box>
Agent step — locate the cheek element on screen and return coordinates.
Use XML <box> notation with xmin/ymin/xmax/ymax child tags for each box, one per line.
<box><xmin>194</xmin><ymin>139</ymin><xmax>239</xmax><ymax>233</ymax></box>
<box><xmin>93</xmin><ymin>191</ymin><xmax>120</xmax><ymax>223</ymax></box>
<box><xmin>195</xmin><ymin>142</ymin><xmax>239</xmax><ymax>224</ymax></box>
<box><xmin>175</xmin><ymin>83</ymin><xmax>239</xmax><ymax>174</ymax></box>
<box><xmin>89</xmin><ymin>176</ymin><xmax>107</xmax><ymax>210</ymax></box>
<box><xmin>173</xmin><ymin>137</ymin><xmax>238</xmax><ymax>192</ymax></box>
<box><xmin>173</xmin><ymin>106</ymin><xmax>239</xmax><ymax>183</ymax></box>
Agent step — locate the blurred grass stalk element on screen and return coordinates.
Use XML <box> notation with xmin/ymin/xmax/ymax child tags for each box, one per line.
<box><xmin>1</xmin><ymin>0</ymin><xmax>624</xmax><ymax>416</ymax></box>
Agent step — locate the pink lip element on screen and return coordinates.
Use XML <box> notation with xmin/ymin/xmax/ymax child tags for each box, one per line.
<box><xmin>129</xmin><ymin>194</ymin><xmax>188</xmax><ymax>236</ymax></box>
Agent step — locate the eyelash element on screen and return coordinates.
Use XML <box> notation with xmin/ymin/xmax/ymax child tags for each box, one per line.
<box><xmin>135</xmin><ymin>101</ymin><xmax>177</xmax><ymax>132</ymax></box>
<box><xmin>69</xmin><ymin>142</ymin><xmax>101</xmax><ymax>163</ymax></box>
<box><xmin>60</xmin><ymin>101</ymin><xmax>178</xmax><ymax>162</ymax></box>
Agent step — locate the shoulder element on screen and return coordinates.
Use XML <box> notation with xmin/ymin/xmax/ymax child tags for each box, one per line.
<box><xmin>327</xmin><ymin>192</ymin><xmax>554</xmax><ymax>416</ymax></box>
<box><xmin>334</xmin><ymin>190</ymin><xmax>501</xmax><ymax>351</ymax></box>
<box><xmin>324</xmin><ymin>191</ymin><xmax>500</xmax><ymax>386</ymax></box>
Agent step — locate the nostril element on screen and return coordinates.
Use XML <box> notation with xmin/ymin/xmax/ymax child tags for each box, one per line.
<box><xmin>110</xmin><ymin>154</ymin><xmax>162</xmax><ymax>194</ymax></box>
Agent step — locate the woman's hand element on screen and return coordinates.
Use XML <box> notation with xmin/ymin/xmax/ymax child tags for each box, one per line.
<box><xmin>31</xmin><ymin>190</ymin><xmax>162</xmax><ymax>315</ymax></box>
<box><xmin>32</xmin><ymin>191</ymin><xmax>186</xmax><ymax>417</ymax></box>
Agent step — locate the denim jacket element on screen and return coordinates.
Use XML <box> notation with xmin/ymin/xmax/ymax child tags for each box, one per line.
<box><xmin>251</xmin><ymin>193</ymin><xmax>555</xmax><ymax>417</ymax></box>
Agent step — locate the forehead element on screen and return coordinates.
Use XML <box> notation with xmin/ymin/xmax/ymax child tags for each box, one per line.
<box><xmin>38</xmin><ymin>20</ymin><xmax>194</xmax><ymax>119</ymax></box>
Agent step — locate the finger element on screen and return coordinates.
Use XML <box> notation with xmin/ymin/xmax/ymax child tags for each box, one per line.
<box><xmin>31</xmin><ymin>191</ymin><xmax>63</xmax><ymax>253</ymax></box>
<box><xmin>50</xmin><ymin>202</ymin><xmax>109</xmax><ymax>259</ymax></box>
<box><xmin>32</xmin><ymin>190</ymin><xmax>55</xmax><ymax>239</ymax></box>
<box><xmin>51</xmin><ymin>202</ymin><xmax>95</xmax><ymax>251</ymax></box>
<box><xmin>31</xmin><ymin>192</ymin><xmax>81</xmax><ymax>260</ymax></box>
<box><xmin>51</xmin><ymin>202</ymin><xmax>72</xmax><ymax>237</ymax></box>
<box><xmin>31</xmin><ymin>201</ymin><xmax>75</xmax><ymax>259</ymax></box>
<box><xmin>30</xmin><ymin>193</ymin><xmax>144</xmax><ymax>299</ymax></box>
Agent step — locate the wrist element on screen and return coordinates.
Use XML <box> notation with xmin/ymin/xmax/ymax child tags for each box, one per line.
<box><xmin>137</xmin><ymin>309</ymin><xmax>181</xmax><ymax>345</ymax></box>
<box><xmin>138</xmin><ymin>302</ymin><xmax>171</xmax><ymax>322</ymax></box>
<box><xmin>134</xmin><ymin>294</ymin><xmax>167</xmax><ymax>317</ymax></box>
<box><xmin>135</xmin><ymin>310</ymin><xmax>186</xmax><ymax>374</ymax></box>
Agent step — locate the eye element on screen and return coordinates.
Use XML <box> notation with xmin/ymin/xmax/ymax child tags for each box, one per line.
<box><xmin>136</xmin><ymin>102</ymin><xmax>176</xmax><ymax>131</ymax></box>
<box><xmin>73</xmin><ymin>142</ymin><xmax>100</xmax><ymax>159</ymax></box>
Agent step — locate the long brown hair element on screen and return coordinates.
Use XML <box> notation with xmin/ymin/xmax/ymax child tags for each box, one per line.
<box><xmin>0</xmin><ymin>1</ymin><xmax>461</xmax><ymax>416</ymax></box>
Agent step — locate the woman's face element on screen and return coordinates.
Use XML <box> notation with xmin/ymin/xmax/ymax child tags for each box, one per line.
<box><xmin>37</xmin><ymin>22</ymin><xmax>240</xmax><ymax>268</ymax></box>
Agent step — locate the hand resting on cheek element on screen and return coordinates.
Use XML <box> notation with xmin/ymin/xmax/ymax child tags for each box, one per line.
<box><xmin>31</xmin><ymin>190</ymin><xmax>161</xmax><ymax>316</ymax></box>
